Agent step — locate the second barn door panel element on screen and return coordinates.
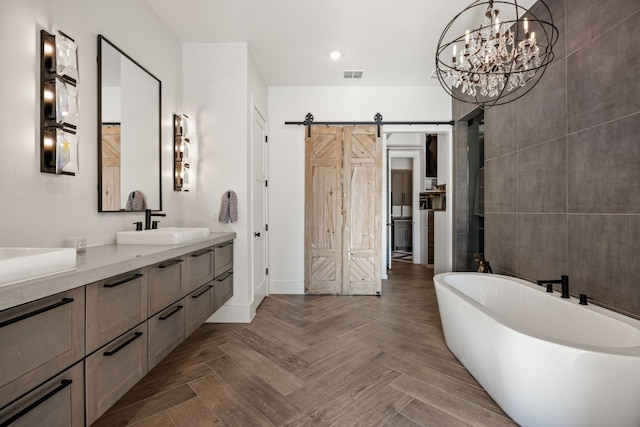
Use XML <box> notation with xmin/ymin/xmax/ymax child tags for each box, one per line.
<box><xmin>305</xmin><ymin>125</ymin><xmax>381</xmax><ymax>295</ymax></box>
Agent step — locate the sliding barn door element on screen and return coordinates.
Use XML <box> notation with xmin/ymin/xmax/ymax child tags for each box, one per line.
<box><xmin>305</xmin><ymin>126</ymin><xmax>343</xmax><ymax>294</ymax></box>
<box><xmin>305</xmin><ymin>125</ymin><xmax>381</xmax><ymax>295</ymax></box>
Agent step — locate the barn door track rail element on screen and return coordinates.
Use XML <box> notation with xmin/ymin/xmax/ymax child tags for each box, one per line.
<box><xmin>285</xmin><ymin>113</ymin><xmax>454</xmax><ymax>137</ymax></box>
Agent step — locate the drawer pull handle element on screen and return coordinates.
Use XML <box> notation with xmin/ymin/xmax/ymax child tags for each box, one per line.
<box><xmin>191</xmin><ymin>249</ymin><xmax>214</xmax><ymax>258</ymax></box>
<box><xmin>1</xmin><ymin>379</ymin><xmax>73</xmax><ymax>426</ymax></box>
<box><xmin>192</xmin><ymin>285</ymin><xmax>213</xmax><ymax>299</ymax></box>
<box><xmin>103</xmin><ymin>332</ymin><xmax>143</xmax><ymax>356</ymax></box>
<box><xmin>0</xmin><ymin>298</ymin><xmax>73</xmax><ymax>329</ymax></box>
<box><xmin>158</xmin><ymin>259</ymin><xmax>184</xmax><ymax>269</ymax></box>
<box><xmin>104</xmin><ymin>273</ymin><xmax>143</xmax><ymax>288</ymax></box>
<box><xmin>216</xmin><ymin>271</ymin><xmax>233</xmax><ymax>282</ymax></box>
<box><xmin>159</xmin><ymin>305</ymin><xmax>184</xmax><ymax>320</ymax></box>
<box><xmin>216</xmin><ymin>241</ymin><xmax>233</xmax><ymax>248</ymax></box>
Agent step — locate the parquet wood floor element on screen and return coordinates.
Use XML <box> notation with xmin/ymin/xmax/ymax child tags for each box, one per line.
<box><xmin>93</xmin><ymin>263</ymin><xmax>516</xmax><ymax>426</ymax></box>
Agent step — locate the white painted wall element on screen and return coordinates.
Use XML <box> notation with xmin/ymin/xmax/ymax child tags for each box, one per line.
<box><xmin>181</xmin><ymin>43</ymin><xmax>268</xmax><ymax>322</ymax></box>
<box><xmin>0</xmin><ymin>0</ymin><xmax>182</xmax><ymax>247</ymax></box>
<box><xmin>390</xmin><ymin>158</ymin><xmax>413</xmax><ymax>170</ymax></box>
<box><xmin>387</xmin><ymin>133</ymin><xmax>423</xmax><ymax>148</ymax></box>
<box><xmin>267</xmin><ymin>86</ymin><xmax>452</xmax><ymax>294</ymax></box>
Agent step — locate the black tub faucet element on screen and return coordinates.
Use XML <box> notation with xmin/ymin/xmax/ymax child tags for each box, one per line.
<box><xmin>145</xmin><ymin>209</ymin><xmax>166</xmax><ymax>230</ymax></box>
<box><xmin>536</xmin><ymin>275</ymin><xmax>570</xmax><ymax>298</ymax></box>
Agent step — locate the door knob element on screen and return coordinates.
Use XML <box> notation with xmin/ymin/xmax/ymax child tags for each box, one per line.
<box><xmin>254</xmin><ymin>232</ymin><xmax>261</xmax><ymax>237</ymax></box>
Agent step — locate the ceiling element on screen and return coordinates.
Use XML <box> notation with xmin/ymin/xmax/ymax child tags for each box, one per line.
<box><xmin>146</xmin><ymin>0</ymin><xmax>535</xmax><ymax>87</ymax></box>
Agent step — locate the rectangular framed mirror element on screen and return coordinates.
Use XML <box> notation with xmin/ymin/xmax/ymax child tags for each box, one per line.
<box><xmin>97</xmin><ymin>35</ymin><xmax>162</xmax><ymax>212</ymax></box>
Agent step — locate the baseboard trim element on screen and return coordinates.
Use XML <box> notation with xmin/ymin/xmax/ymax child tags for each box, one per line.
<box><xmin>205</xmin><ymin>303</ymin><xmax>254</xmax><ymax>323</ymax></box>
<box><xmin>269</xmin><ymin>280</ymin><xmax>305</xmax><ymax>294</ymax></box>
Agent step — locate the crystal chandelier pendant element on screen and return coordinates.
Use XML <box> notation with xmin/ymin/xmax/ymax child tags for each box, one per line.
<box><xmin>435</xmin><ymin>0</ymin><xmax>558</xmax><ymax>108</ymax></box>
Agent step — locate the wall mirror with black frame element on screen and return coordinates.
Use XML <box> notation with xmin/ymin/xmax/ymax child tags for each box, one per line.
<box><xmin>97</xmin><ymin>35</ymin><xmax>161</xmax><ymax>212</ymax></box>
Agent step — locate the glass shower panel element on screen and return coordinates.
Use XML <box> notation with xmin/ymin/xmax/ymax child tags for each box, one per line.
<box><xmin>467</xmin><ymin>115</ymin><xmax>485</xmax><ymax>270</ymax></box>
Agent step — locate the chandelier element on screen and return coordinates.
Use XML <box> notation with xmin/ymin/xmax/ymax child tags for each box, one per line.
<box><xmin>435</xmin><ymin>0</ymin><xmax>558</xmax><ymax>108</ymax></box>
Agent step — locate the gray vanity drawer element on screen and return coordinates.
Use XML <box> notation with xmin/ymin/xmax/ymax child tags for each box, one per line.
<box><xmin>0</xmin><ymin>286</ymin><xmax>85</xmax><ymax>408</ymax></box>
<box><xmin>86</xmin><ymin>268</ymin><xmax>148</xmax><ymax>354</ymax></box>
<box><xmin>214</xmin><ymin>241</ymin><xmax>233</xmax><ymax>277</ymax></box>
<box><xmin>85</xmin><ymin>323</ymin><xmax>148</xmax><ymax>425</ymax></box>
<box><xmin>148</xmin><ymin>299</ymin><xmax>186</xmax><ymax>370</ymax></box>
<box><xmin>148</xmin><ymin>256</ymin><xmax>187</xmax><ymax>316</ymax></box>
<box><xmin>0</xmin><ymin>361</ymin><xmax>84</xmax><ymax>427</ymax></box>
<box><xmin>214</xmin><ymin>270</ymin><xmax>234</xmax><ymax>310</ymax></box>
<box><xmin>185</xmin><ymin>247</ymin><xmax>215</xmax><ymax>293</ymax></box>
<box><xmin>186</xmin><ymin>283</ymin><xmax>215</xmax><ymax>336</ymax></box>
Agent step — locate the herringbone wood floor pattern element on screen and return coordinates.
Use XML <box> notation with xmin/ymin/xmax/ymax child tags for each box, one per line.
<box><xmin>93</xmin><ymin>263</ymin><xmax>516</xmax><ymax>427</ymax></box>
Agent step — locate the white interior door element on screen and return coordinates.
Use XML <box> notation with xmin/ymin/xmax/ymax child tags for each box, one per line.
<box><xmin>251</xmin><ymin>101</ymin><xmax>268</xmax><ymax>308</ymax></box>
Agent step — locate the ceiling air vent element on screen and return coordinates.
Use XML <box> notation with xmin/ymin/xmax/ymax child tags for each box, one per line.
<box><xmin>343</xmin><ymin>70</ymin><xmax>364</xmax><ymax>79</ymax></box>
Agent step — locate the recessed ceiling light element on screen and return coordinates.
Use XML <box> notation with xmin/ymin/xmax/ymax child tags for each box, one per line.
<box><xmin>329</xmin><ymin>50</ymin><xmax>342</xmax><ymax>60</ymax></box>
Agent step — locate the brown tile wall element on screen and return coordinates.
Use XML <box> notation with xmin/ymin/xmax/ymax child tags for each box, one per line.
<box><xmin>453</xmin><ymin>0</ymin><xmax>640</xmax><ymax>317</ymax></box>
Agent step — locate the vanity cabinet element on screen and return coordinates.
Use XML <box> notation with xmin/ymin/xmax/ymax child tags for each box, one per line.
<box><xmin>0</xmin><ymin>287</ymin><xmax>85</xmax><ymax>409</ymax></box>
<box><xmin>186</xmin><ymin>284</ymin><xmax>215</xmax><ymax>336</ymax></box>
<box><xmin>148</xmin><ymin>299</ymin><xmax>186</xmax><ymax>370</ymax></box>
<box><xmin>214</xmin><ymin>241</ymin><xmax>233</xmax><ymax>277</ymax></box>
<box><xmin>85</xmin><ymin>323</ymin><xmax>148</xmax><ymax>425</ymax></box>
<box><xmin>0</xmin><ymin>235</ymin><xmax>234</xmax><ymax>427</ymax></box>
<box><xmin>213</xmin><ymin>241</ymin><xmax>234</xmax><ymax>310</ymax></box>
<box><xmin>0</xmin><ymin>362</ymin><xmax>85</xmax><ymax>427</ymax></box>
<box><xmin>214</xmin><ymin>270</ymin><xmax>234</xmax><ymax>310</ymax></box>
<box><xmin>185</xmin><ymin>247</ymin><xmax>215</xmax><ymax>293</ymax></box>
<box><xmin>148</xmin><ymin>256</ymin><xmax>187</xmax><ymax>316</ymax></box>
<box><xmin>85</xmin><ymin>269</ymin><xmax>147</xmax><ymax>354</ymax></box>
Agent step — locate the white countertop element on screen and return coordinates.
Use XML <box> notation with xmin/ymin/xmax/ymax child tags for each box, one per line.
<box><xmin>0</xmin><ymin>232</ymin><xmax>235</xmax><ymax>312</ymax></box>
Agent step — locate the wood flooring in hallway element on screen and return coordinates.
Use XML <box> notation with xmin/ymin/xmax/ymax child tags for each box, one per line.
<box><xmin>94</xmin><ymin>263</ymin><xmax>516</xmax><ymax>427</ymax></box>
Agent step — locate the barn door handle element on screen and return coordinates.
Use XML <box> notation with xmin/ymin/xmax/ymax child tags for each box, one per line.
<box><xmin>254</xmin><ymin>232</ymin><xmax>261</xmax><ymax>237</ymax></box>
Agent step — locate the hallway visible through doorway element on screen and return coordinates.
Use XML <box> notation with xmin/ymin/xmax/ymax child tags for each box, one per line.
<box><xmin>391</xmin><ymin>249</ymin><xmax>413</xmax><ymax>264</ymax></box>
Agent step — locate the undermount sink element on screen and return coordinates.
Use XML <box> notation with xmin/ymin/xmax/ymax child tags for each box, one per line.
<box><xmin>116</xmin><ymin>227</ymin><xmax>210</xmax><ymax>245</ymax></box>
<box><xmin>0</xmin><ymin>247</ymin><xmax>77</xmax><ymax>287</ymax></box>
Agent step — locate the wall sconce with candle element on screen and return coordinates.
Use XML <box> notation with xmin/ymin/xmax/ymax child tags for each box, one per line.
<box><xmin>40</xmin><ymin>29</ymin><xmax>79</xmax><ymax>175</ymax></box>
<box><xmin>174</xmin><ymin>114</ymin><xmax>190</xmax><ymax>191</ymax></box>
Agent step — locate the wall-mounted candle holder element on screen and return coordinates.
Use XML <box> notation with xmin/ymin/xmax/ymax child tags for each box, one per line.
<box><xmin>40</xmin><ymin>29</ymin><xmax>79</xmax><ymax>175</ymax></box>
<box><xmin>174</xmin><ymin>114</ymin><xmax>190</xmax><ymax>191</ymax></box>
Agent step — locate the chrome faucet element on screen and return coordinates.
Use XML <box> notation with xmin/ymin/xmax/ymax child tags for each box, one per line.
<box><xmin>145</xmin><ymin>209</ymin><xmax>166</xmax><ymax>230</ymax></box>
<box><xmin>536</xmin><ymin>275</ymin><xmax>569</xmax><ymax>298</ymax></box>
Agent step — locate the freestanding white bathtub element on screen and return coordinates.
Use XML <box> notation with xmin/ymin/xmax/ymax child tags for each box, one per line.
<box><xmin>433</xmin><ymin>272</ymin><xmax>640</xmax><ymax>427</ymax></box>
